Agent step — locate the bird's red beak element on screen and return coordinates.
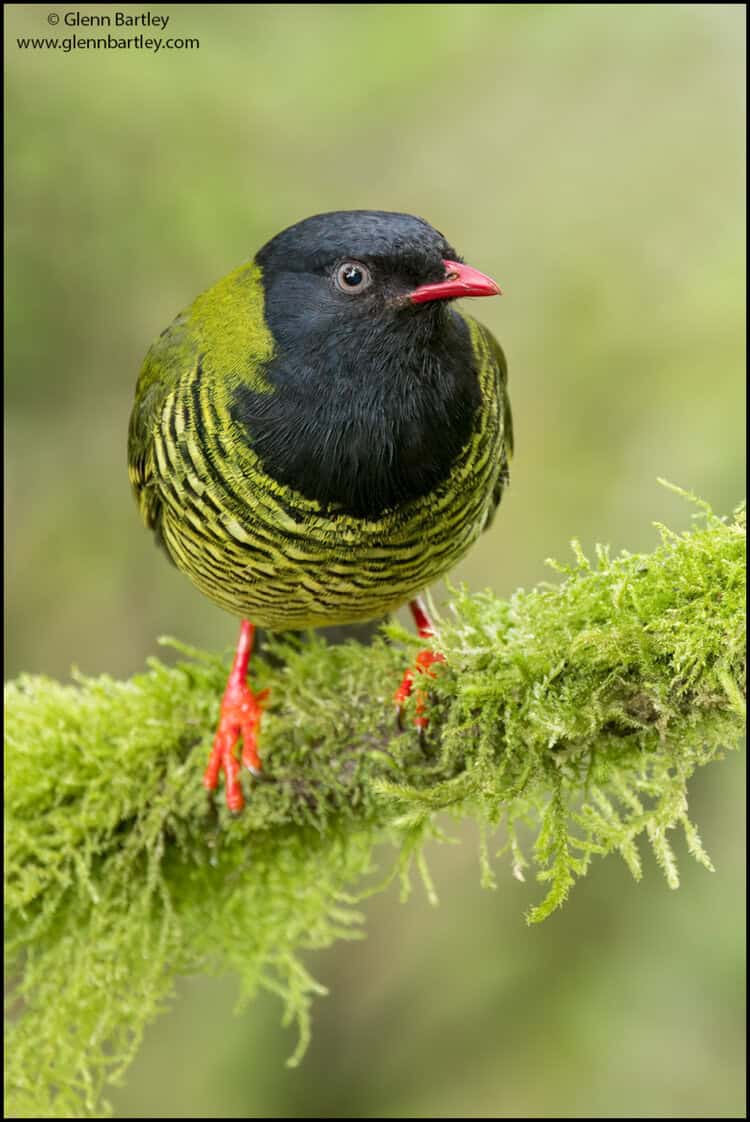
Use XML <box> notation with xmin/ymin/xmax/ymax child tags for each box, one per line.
<box><xmin>409</xmin><ymin>259</ymin><xmax>502</xmax><ymax>304</ymax></box>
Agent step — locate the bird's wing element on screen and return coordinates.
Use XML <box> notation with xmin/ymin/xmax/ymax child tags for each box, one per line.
<box><xmin>127</xmin><ymin>313</ymin><xmax>195</xmax><ymax>552</ymax></box>
<box><xmin>474</xmin><ymin>320</ymin><xmax>513</xmax><ymax>532</ymax></box>
<box><xmin>128</xmin><ymin>264</ymin><xmax>274</xmax><ymax>557</ymax></box>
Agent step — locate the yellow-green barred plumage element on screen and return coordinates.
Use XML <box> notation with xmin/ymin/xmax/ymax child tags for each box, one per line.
<box><xmin>129</xmin><ymin>217</ymin><xmax>511</xmax><ymax>632</ymax></box>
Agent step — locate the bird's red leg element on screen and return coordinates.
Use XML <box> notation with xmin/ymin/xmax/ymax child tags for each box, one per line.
<box><xmin>394</xmin><ymin>596</ymin><xmax>446</xmax><ymax>731</ymax></box>
<box><xmin>203</xmin><ymin>620</ymin><xmax>269</xmax><ymax>813</ymax></box>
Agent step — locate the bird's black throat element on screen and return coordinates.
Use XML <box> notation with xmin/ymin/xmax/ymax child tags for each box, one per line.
<box><xmin>230</xmin><ymin>303</ymin><xmax>481</xmax><ymax>520</ymax></box>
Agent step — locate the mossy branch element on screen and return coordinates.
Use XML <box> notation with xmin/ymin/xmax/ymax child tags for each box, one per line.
<box><xmin>5</xmin><ymin>490</ymin><xmax>746</xmax><ymax>1118</ymax></box>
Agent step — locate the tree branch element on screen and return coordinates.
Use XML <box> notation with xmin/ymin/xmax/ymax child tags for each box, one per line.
<box><xmin>5</xmin><ymin>490</ymin><xmax>746</xmax><ymax>1118</ymax></box>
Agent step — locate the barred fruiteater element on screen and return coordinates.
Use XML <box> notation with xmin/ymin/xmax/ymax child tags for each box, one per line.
<box><xmin>128</xmin><ymin>211</ymin><xmax>512</xmax><ymax>811</ymax></box>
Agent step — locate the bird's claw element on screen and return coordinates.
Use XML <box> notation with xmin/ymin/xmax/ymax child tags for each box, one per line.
<box><xmin>394</xmin><ymin>649</ymin><xmax>445</xmax><ymax>735</ymax></box>
<box><xmin>203</xmin><ymin>680</ymin><xmax>270</xmax><ymax>812</ymax></box>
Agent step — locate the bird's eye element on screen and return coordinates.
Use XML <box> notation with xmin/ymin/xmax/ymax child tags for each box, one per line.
<box><xmin>335</xmin><ymin>261</ymin><xmax>372</xmax><ymax>294</ymax></box>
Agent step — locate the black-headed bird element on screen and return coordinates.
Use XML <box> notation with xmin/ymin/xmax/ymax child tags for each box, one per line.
<box><xmin>128</xmin><ymin>211</ymin><xmax>512</xmax><ymax>811</ymax></box>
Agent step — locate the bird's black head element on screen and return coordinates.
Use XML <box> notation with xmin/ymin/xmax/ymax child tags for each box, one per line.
<box><xmin>234</xmin><ymin>210</ymin><xmax>501</xmax><ymax>518</ymax></box>
<box><xmin>256</xmin><ymin>210</ymin><xmax>452</xmax><ymax>321</ymax></box>
<box><xmin>254</xmin><ymin>210</ymin><xmax>499</xmax><ymax>345</ymax></box>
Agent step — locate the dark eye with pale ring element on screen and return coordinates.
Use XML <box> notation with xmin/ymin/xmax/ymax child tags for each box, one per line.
<box><xmin>335</xmin><ymin>261</ymin><xmax>372</xmax><ymax>294</ymax></box>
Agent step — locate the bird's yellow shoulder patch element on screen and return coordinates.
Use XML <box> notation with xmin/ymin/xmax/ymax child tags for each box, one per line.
<box><xmin>189</xmin><ymin>262</ymin><xmax>275</xmax><ymax>394</ymax></box>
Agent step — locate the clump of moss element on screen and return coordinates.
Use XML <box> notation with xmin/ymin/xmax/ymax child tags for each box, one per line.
<box><xmin>5</xmin><ymin>490</ymin><xmax>745</xmax><ymax>1117</ymax></box>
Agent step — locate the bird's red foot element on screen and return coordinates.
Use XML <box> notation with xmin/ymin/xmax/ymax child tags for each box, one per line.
<box><xmin>394</xmin><ymin>597</ymin><xmax>446</xmax><ymax>732</ymax></box>
<box><xmin>203</xmin><ymin>620</ymin><xmax>269</xmax><ymax>812</ymax></box>
<box><xmin>394</xmin><ymin>647</ymin><xmax>446</xmax><ymax>730</ymax></box>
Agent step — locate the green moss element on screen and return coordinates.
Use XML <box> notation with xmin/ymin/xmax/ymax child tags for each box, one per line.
<box><xmin>4</xmin><ymin>490</ymin><xmax>745</xmax><ymax>1117</ymax></box>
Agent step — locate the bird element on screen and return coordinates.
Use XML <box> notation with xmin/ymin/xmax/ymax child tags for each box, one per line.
<box><xmin>128</xmin><ymin>210</ymin><xmax>512</xmax><ymax>812</ymax></box>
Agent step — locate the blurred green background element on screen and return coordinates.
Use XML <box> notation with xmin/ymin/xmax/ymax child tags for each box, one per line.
<box><xmin>5</xmin><ymin>3</ymin><xmax>745</xmax><ymax>1117</ymax></box>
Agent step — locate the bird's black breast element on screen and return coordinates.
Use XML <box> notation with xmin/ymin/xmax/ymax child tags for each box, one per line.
<box><xmin>230</xmin><ymin>310</ymin><xmax>482</xmax><ymax>519</ymax></box>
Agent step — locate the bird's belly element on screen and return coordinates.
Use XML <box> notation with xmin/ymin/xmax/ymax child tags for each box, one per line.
<box><xmin>152</xmin><ymin>314</ymin><xmax>506</xmax><ymax>630</ymax></box>
<box><xmin>159</xmin><ymin>479</ymin><xmax>492</xmax><ymax>630</ymax></box>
